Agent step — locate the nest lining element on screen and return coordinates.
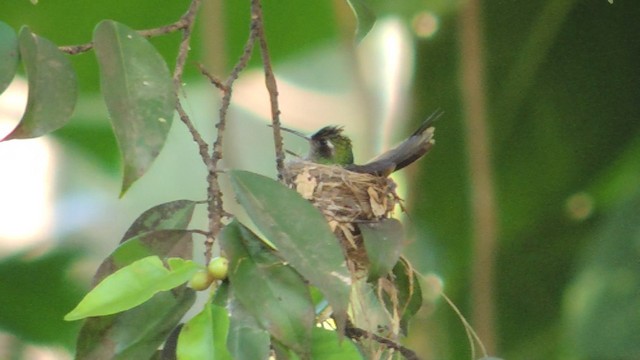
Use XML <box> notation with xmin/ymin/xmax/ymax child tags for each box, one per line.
<box><xmin>283</xmin><ymin>160</ymin><xmax>399</xmax><ymax>222</ymax></box>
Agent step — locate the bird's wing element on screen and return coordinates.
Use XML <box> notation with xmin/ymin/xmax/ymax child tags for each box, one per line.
<box><xmin>347</xmin><ymin>110</ymin><xmax>441</xmax><ymax>176</ymax></box>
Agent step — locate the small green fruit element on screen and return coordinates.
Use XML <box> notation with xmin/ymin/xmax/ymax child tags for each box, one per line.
<box><xmin>188</xmin><ymin>270</ymin><xmax>213</xmax><ymax>291</ymax></box>
<box><xmin>207</xmin><ymin>257</ymin><xmax>229</xmax><ymax>280</ymax></box>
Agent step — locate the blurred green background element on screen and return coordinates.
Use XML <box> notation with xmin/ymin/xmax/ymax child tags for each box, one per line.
<box><xmin>1</xmin><ymin>0</ymin><xmax>639</xmax><ymax>359</ymax></box>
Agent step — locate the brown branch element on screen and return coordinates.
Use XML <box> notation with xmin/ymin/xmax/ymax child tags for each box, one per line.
<box><xmin>159</xmin><ymin>0</ymin><xmax>224</xmax><ymax>263</ymax></box>
<box><xmin>160</xmin><ymin>0</ymin><xmax>222</xmax><ymax>263</ymax></box>
<box><xmin>200</xmin><ymin>2</ymin><xmax>259</xmax><ymax>263</ymax></box>
<box><xmin>172</xmin><ymin>0</ymin><xmax>211</xmax><ymax>171</ymax></box>
<box><xmin>251</xmin><ymin>0</ymin><xmax>285</xmax><ymax>180</ymax></box>
<box><xmin>197</xmin><ymin>63</ymin><xmax>226</xmax><ymax>91</ymax></box>
<box><xmin>58</xmin><ymin>12</ymin><xmax>193</xmax><ymax>55</ymax></box>
<box><xmin>344</xmin><ymin>323</ymin><xmax>421</xmax><ymax>360</ymax></box>
<box><xmin>187</xmin><ymin>229</ymin><xmax>212</xmax><ymax>237</ymax></box>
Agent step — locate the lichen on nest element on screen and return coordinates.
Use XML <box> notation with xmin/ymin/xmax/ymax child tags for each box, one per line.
<box><xmin>282</xmin><ymin>159</ymin><xmax>401</xmax><ymax>271</ymax></box>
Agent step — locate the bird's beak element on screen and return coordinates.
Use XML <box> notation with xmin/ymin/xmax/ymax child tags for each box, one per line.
<box><xmin>268</xmin><ymin>124</ymin><xmax>310</xmax><ymax>140</ymax></box>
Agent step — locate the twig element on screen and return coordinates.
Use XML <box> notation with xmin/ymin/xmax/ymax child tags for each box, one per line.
<box><xmin>197</xmin><ymin>63</ymin><xmax>226</xmax><ymax>91</ymax></box>
<box><xmin>58</xmin><ymin>12</ymin><xmax>192</xmax><ymax>55</ymax></box>
<box><xmin>200</xmin><ymin>1</ymin><xmax>259</xmax><ymax>263</ymax></box>
<box><xmin>159</xmin><ymin>0</ymin><xmax>223</xmax><ymax>263</ymax></box>
<box><xmin>187</xmin><ymin>229</ymin><xmax>212</xmax><ymax>237</ymax></box>
<box><xmin>172</xmin><ymin>0</ymin><xmax>211</xmax><ymax>171</ymax></box>
<box><xmin>344</xmin><ymin>322</ymin><xmax>421</xmax><ymax>360</ymax></box>
<box><xmin>251</xmin><ymin>0</ymin><xmax>285</xmax><ymax>180</ymax></box>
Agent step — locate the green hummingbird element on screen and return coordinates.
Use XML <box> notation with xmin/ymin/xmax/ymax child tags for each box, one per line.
<box><xmin>282</xmin><ymin>110</ymin><xmax>441</xmax><ymax>177</ymax></box>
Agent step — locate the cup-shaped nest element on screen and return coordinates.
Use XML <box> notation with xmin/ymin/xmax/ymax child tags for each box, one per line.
<box><xmin>283</xmin><ymin>160</ymin><xmax>400</xmax><ymax>271</ymax></box>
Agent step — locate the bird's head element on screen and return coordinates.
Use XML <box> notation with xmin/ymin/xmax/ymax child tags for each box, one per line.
<box><xmin>309</xmin><ymin>126</ymin><xmax>354</xmax><ymax>166</ymax></box>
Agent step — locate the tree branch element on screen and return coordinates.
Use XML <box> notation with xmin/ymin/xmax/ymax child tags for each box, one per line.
<box><xmin>251</xmin><ymin>0</ymin><xmax>285</xmax><ymax>180</ymax></box>
<box><xmin>58</xmin><ymin>3</ymin><xmax>198</xmax><ymax>55</ymax></box>
<box><xmin>198</xmin><ymin>0</ymin><xmax>260</xmax><ymax>263</ymax></box>
<box><xmin>172</xmin><ymin>0</ymin><xmax>211</xmax><ymax>171</ymax></box>
<box><xmin>344</xmin><ymin>322</ymin><xmax>421</xmax><ymax>360</ymax></box>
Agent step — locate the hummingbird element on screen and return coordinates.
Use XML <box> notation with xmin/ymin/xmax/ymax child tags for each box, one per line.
<box><xmin>282</xmin><ymin>110</ymin><xmax>441</xmax><ymax>177</ymax></box>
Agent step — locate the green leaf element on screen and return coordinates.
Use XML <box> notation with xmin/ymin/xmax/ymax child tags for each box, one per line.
<box><xmin>311</xmin><ymin>327</ymin><xmax>362</xmax><ymax>360</ymax></box>
<box><xmin>1</xmin><ymin>26</ymin><xmax>76</xmax><ymax>141</ymax></box>
<box><xmin>76</xmin><ymin>290</ymin><xmax>195</xmax><ymax>360</ymax></box>
<box><xmin>228</xmin><ymin>170</ymin><xmax>351</xmax><ymax>331</ymax></box>
<box><xmin>227</xmin><ymin>296</ymin><xmax>270</xmax><ymax>360</ymax></box>
<box><xmin>121</xmin><ymin>199</ymin><xmax>199</xmax><ymax>241</ymax></box>
<box><xmin>177</xmin><ymin>303</ymin><xmax>232</xmax><ymax>360</ymax></box>
<box><xmin>392</xmin><ymin>258</ymin><xmax>422</xmax><ymax>335</ymax></box>
<box><xmin>211</xmin><ymin>303</ymin><xmax>234</xmax><ymax>360</ymax></box>
<box><xmin>360</xmin><ymin>218</ymin><xmax>404</xmax><ymax>281</ymax></box>
<box><xmin>91</xmin><ymin>199</ymin><xmax>197</xmax><ymax>283</ymax></box>
<box><xmin>345</xmin><ymin>0</ymin><xmax>376</xmax><ymax>43</ymax></box>
<box><xmin>75</xmin><ymin>230</ymin><xmax>195</xmax><ymax>360</ymax></box>
<box><xmin>220</xmin><ymin>220</ymin><xmax>314</xmax><ymax>357</ymax></box>
<box><xmin>93</xmin><ymin>20</ymin><xmax>175</xmax><ymax>196</ymax></box>
<box><xmin>0</xmin><ymin>21</ymin><xmax>18</xmax><ymax>94</ymax></box>
<box><xmin>93</xmin><ymin>229</ymin><xmax>193</xmax><ymax>285</ymax></box>
<box><xmin>65</xmin><ymin>256</ymin><xmax>199</xmax><ymax>321</ymax></box>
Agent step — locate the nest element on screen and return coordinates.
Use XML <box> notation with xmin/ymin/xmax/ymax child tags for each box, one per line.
<box><xmin>282</xmin><ymin>160</ymin><xmax>401</xmax><ymax>273</ymax></box>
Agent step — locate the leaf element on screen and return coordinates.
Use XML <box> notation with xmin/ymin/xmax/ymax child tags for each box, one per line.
<box><xmin>220</xmin><ymin>220</ymin><xmax>314</xmax><ymax>357</ymax></box>
<box><xmin>0</xmin><ymin>21</ymin><xmax>18</xmax><ymax>95</ymax></box>
<box><xmin>65</xmin><ymin>256</ymin><xmax>200</xmax><ymax>321</ymax></box>
<box><xmin>345</xmin><ymin>0</ymin><xmax>376</xmax><ymax>43</ymax></box>
<box><xmin>75</xmin><ymin>222</ymin><xmax>194</xmax><ymax>359</ymax></box>
<box><xmin>91</xmin><ymin>200</ymin><xmax>196</xmax><ymax>285</ymax></box>
<box><xmin>360</xmin><ymin>218</ymin><xmax>405</xmax><ymax>281</ymax></box>
<box><xmin>93</xmin><ymin>229</ymin><xmax>193</xmax><ymax>286</ymax></box>
<box><xmin>93</xmin><ymin>20</ymin><xmax>175</xmax><ymax>196</ymax></box>
<box><xmin>311</xmin><ymin>327</ymin><xmax>362</xmax><ymax>360</ymax></box>
<box><xmin>121</xmin><ymin>199</ymin><xmax>199</xmax><ymax>241</ymax></box>
<box><xmin>227</xmin><ymin>296</ymin><xmax>270</xmax><ymax>360</ymax></box>
<box><xmin>228</xmin><ymin>170</ymin><xmax>351</xmax><ymax>331</ymax></box>
<box><xmin>210</xmin><ymin>303</ymin><xmax>234</xmax><ymax>360</ymax></box>
<box><xmin>75</xmin><ymin>290</ymin><xmax>195</xmax><ymax>360</ymax></box>
<box><xmin>392</xmin><ymin>258</ymin><xmax>422</xmax><ymax>335</ymax></box>
<box><xmin>178</xmin><ymin>305</ymin><xmax>214</xmax><ymax>360</ymax></box>
<box><xmin>1</xmin><ymin>27</ymin><xmax>76</xmax><ymax>141</ymax></box>
<box><xmin>176</xmin><ymin>303</ymin><xmax>232</xmax><ymax>360</ymax></box>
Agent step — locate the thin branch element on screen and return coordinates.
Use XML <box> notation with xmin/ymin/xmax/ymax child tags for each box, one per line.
<box><xmin>160</xmin><ymin>0</ymin><xmax>222</xmax><ymax>263</ymax></box>
<box><xmin>175</xmin><ymin>99</ymin><xmax>211</xmax><ymax>167</ymax></box>
<box><xmin>172</xmin><ymin>0</ymin><xmax>202</xmax><ymax>84</ymax></box>
<box><xmin>200</xmin><ymin>3</ymin><xmax>258</xmax><ymax>263</ymax></box>
<box><xmin>251</xmin><ymin>0</ymin><xmax>285</xmax><ymax>180</ymax></box>
<box><xmin>197</xmin><ymin>63</ymin><xmax>227</xmax><ymax>91</ymax></box>
<box><xmin>172</xmin><ymin>0</ymin><xmax>211</xmax><ymax>170</ymax></box>
<box><xmin>344</xmin><ymin>323</ymin><xmax>421</xmax><ymax>360</ymax></box>
<box><xmin>211</xmin><ymin>23</ymin><xmax>256</xmax><ymax>165</ymax></box>
<box><xmin>58</xmin><ymin>12</ymin><xmax>192</xmax><ymax>55</ymax></box>
<box><xmin>187</xmin><ymin>229</ymin><xmax>212</xmax><ymax>237</ymax></box>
